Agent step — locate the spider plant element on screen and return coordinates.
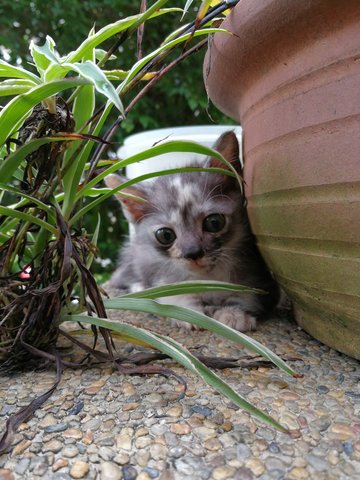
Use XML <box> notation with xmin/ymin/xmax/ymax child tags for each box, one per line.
<box><xmin>0</xmin><ymin>0</ymin><xmax>300</xmax><ymax>452</ymax></box>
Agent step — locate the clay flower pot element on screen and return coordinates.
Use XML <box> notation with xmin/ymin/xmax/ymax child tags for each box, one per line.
<box><xmin>204</xmin><ymin>0</ymin><xmax>360</xmax><ymax>358</ymax></box>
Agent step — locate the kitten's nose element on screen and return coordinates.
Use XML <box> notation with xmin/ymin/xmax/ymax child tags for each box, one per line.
<box><xmin>184</xmin><ymin>247</ymin><xmax>204</xmax><ymax>261</ymax></box>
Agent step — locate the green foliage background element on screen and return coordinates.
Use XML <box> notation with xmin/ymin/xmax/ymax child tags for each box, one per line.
<box><xmin>0</xmin><ymin>0</ymin><xmax>234</xmax><ymax>277</ymax></box>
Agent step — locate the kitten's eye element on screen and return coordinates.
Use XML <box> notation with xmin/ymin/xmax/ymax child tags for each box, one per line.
<box><xmin>155</xmin><ymin>228</ymin><xmax>176</xmax><ymax>246</ymax></box>
<box><xmin>203</xmin><ymin>214</ymin><xmax>226</xmax><ymax>233</ymax></box>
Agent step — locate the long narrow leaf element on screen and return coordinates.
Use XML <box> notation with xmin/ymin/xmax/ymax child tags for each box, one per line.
<box><xmin>0</xmin><ymin>60</ymin><xmax>40</xmax><ymax>84</ymax></box>
<box><xmin>62</xmin><ymin>313</ymin><xmax>287</xmax><ymax>432</ymax></box>
<box><xmin>123</xmin><ymin>280</ymin><xmax>263</xmax><ymax>298</ymax></box>
<box><xmin>102</xmin><ymin>297</ymin><xmax>298</xmax><ymax>377</ymax></box>
<box><xmin>119</xmin><ymin>27</ymin><xmax>227</xmax><ymax>94</ymax></box>
<box><xmin>77</xmin><ymin>140</ymin><xmax>240</xmax><ymax>197</ymax></box>
<box><xmin>65</xmin><ymin>5</ymin><xmax>180</xmax><ymax>64</ymax></box>
<box><xmin>0</xmin><ymin>206</ymin><xmax>57</xmax><ymax>235</ymax></box>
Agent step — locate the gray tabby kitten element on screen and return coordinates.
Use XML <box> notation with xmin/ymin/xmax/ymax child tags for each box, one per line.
<box><xmin>105</xmin><ymin>131</ymin><xmax>279</xmax><ymax>331</ymax></box>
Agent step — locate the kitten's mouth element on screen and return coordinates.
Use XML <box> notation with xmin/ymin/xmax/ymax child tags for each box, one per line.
<box><xmin>187</xmin><ymin>258</ymin><xmax>212</xmax><ymax>271</ymax></box>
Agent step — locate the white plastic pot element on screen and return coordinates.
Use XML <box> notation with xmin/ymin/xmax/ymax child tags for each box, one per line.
<box><xmin>117</xmin><ymin>125</ymin><xmax>242</xmax><ymax>179</ymax></box>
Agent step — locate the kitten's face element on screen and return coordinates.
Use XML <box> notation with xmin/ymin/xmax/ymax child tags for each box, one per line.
<box><xmin>105</xmin><ymin>131</ymin><xmax>246</xmax><ymax>276</ymax></box>
<box><xmin>135</xmin><ymin>170</ymin><xmax>246</xmax><ymax>275</ymax></box>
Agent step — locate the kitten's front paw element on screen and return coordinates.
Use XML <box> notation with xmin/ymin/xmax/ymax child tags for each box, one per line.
<box><xmin>212</xmin><ymin>307</ymin><xmax>257</xmax><ymax>332</ymax></box>
<box><xmin>170</xmin><ymin>318</ymin><xmax>200</xmax><ymax>331</ymax></box>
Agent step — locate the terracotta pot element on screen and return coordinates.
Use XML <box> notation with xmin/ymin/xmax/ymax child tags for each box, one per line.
<box><xmin>204</xmin><ymin>0</ymin><xmax>360</xmax><ymax>358</ymax></box>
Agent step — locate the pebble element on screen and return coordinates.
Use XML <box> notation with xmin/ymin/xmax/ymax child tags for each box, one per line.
<box><xmin>307</xmin><ymin>454</ymin><xmax>329</xmax><ymax>472</ymax></box>
<box><xmin>11</xmin><ymin>439</ymin><xmax>31</xmax><ymax>456</ymax></box>
<box><xmin>169</xmin><ymin>423</ymin><xmax>191</xmax><ymax>435</ymax></box>
<box><xmin>212</xmin><ymin>465</ymin><xmax>236</xmax><ymax>480</ymax></box>
<box><xmin>0</xmin><ymin>469</ymin><xmax>14</xmax><ymax>480</ymax></box>
<box><xmin>62</xmin><ymin>446</ymin><xmax>79</xmax><ymax>458</ymax></box>
<box><xmin>245</xmin><ymin>458</ymin><xmax>265</xmax><ymax>476</ymax></box>
<box><xmin>330</xmin><ymin>423</ymin><xmax>355</xmax><ymax>440</ymax></box>
<box><xmin>43</xmin><ymin>439</ymin><xmax>63</xmax><ymax>453</ymax></box>
<box><xmin>70</xmin><ymin>460</ymin><xmax>89</xmax><ymax>479</ymax></box>
<box><xmin>44</xmin><ymin>422</ymin><xmax>69</xmax><ymax>433</ymax></box>
<box><xmin>53</xmin><ymin>459</ymin><xmax>69</xmax><ymax>472</ymax></box>
<box><xmin>122</xmin><ymin>465</ymin><xmax>137</xmax><ymax>480</ymax></box>
<box><xmin>100</xmin><ymin>461</ymin><xmax>122</xmax><ymax>480</ymax></box>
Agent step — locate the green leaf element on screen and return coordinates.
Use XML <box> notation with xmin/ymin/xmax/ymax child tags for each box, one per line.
<box><xmin>78</xmin><ymin>140</ymin><xmax>240</xmax><ymax>197</ymax></box>
<box><xmin>123</xmin><ymin>280</ymin><xmax>263</xmax><ymax>298</ymax></box>
<box><xmin>0</xmin><ymin>206</ymin><xmax>57</xmax><ymax>235</ymax></box>
<box><xmin>66</xmin><ymin>4</ymin><xmax>180</xmax><ymax>64</ymax></box>
<box><xmin>102</xmin><ymin>297</ymin><xmax>298</xmax><ymax>377</ymax></box>
<box><xmin>119</xmin><ymin>27</ymin><xmax>228</xmax><ymax>94</ymax></box>
<box><xmin>0</xmin><ymin>60</ymin><xmax>40</xmax><ymax>84</ymax></box>
<box><xmin>0</xmin><ymin>78</ymin><xmax>90</xmax><ymax>147</ymax></box>
<box><xmin>65</xmin><ymin>61</ymin><xmax>123</xmax><ymax>113</ymax></box>
<box><xmin>0</xmin><ymin>182</ymin><xmax>53</xmax><ymax>215</ymax></box>
<box><xmin>62</xmin><ymin>313</ymin><xmax>288</xmax><ymax>432</ymax></box>
<box><xmin>29</xmin><ymin>35</ymin><xmax>60</xmax><ymax>76</ymax></box>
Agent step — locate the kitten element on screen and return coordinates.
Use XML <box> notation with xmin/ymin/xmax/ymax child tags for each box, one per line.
<box><xmin>105</xmin><ymin>131</ymin><xmax>279</xmax><ymax>331</ymax></box>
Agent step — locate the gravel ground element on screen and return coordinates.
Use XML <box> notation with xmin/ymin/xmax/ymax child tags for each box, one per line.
<box><xmin>0</xmin><ymin>289</ymin><xmax>359</xmax><ymax>480</ymax></box>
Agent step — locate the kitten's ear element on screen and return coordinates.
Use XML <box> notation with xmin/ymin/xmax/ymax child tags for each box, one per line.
<box><xmin>209</xmin><ymin>131</ymin><xmax>242</xmax><ymax>175</ymax></box>
<box><xmin>105</xmin><ymin>173</ymin><xmax>148</xmax><ymax>223</ymax></box>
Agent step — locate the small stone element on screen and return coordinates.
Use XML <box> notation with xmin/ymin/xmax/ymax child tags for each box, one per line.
<box><xmin>170</xmin><ymin>423</ymin><xmax>191</xmax><ymax>435</ymax></box>
<box><xmin>62</xmin><ymin>446</ymin><xmax>79</xmax><ymax>458</ymax></box>
<box><xmin>122</xmin><ymin>381</ymin><xmax>136</xmax><ymax>396</ymax></box>
<box><xmin>134</xmin><ymin>449</ymin><xmax>151</xmax><ymax>467</ymax></box>
<box><xmin>44</xmin><ymin>423</ymin><xmax>69</xmax><ymax>434</ymax></box>
<box><xmin>328</xmin><ymin>450</ymin><xmax>339</xmax><ymax>466</ymax></box>
<box><xmin>222</xmin><ymin>421</ymin><xmax>233</xmax><ymax>432</ymax></box>
<box><xmin>279</xmin><ymin>413</ymin><xmax>299</xmax><ymax>430</ymax></box>
<box><xmin>307</xmin><ymin>454</ymin><xmax>329</xmax><ymax>472</ymax></box>
<box><xmin>122</xmin><ymin>402</ymin><xmax>140</xmax><ymax>411</ymax></box>
<box><xmin>265</xmin><ymin>457</ymin><xmax>286</xmax><ymax>472</ymax></box>
<box><xmin>317</xmin><ymin>385</ymin><xmax>330</xmax><ymax>394</ymax></box>
<box><xmin>11</xmin><ymin>439</ymin><xmax>31</xmax><ymax>456</ymax></box>
<box><xmin>82</xmin><ymin>430</ymin><xmax>94</xmax><ymax>445</ymax></box>
<box><xmin>268</xmin><ymin>442</ymin><xmax>280</xmax><ymax>454</ymax></box>
<box><xmin>288</xmin><ymin>467</ymin><xmax>309</xmax><ymax>480</ymax></box>
<box><xmin>116</xmin><ymin>434</ymin><xmax>132</xmax><ymax>450</ymax></box>
<box><xmin>191</xmin><ymin>406</ymin><xmax>213</xmax><ymax>417</ymax></box>
<box><xmin>212</xmin><ymin>465</ymin><xmax>236</xmax><ymax>480</ymax></box>
<box><xmin>70</xmin><ymin>460</ymin><xmax>89</xmax><ymax>479</ymax></box>
<box><xmin>245</xmin><ymin>458</ymin><xmax>265</xmax><ymax>476</ymax></box>
<box><xmin>122</xmin><ymin>465</ymin><xmax>137</xmax><ymax>480</ymax></box>
<box><xmin>100</xmin><ymin>461</ymin><xmax>122</xmax><ymax>480</ymax></box>
<box><xmin>204</xmin><ymin>437</ymin><xmax>222</xmax><ymax>451</ymax></box>
<box><xmin>150</xmin><ymin>443</ymin><xmax>168</xmax><ymax>460</ymax></box>
<box><xmin>136</xmin><ymin>474</ymin><xmax>151</xmax><ymax>480</ymax></box>
<box><xmin>14</xmin><ymin>458</ymin><xmax>31</xmax><ymax>476</ymax></box>
<box><xmin>330</xmin><ymin>423</ymin><xmax>355</xmax><ymax>440</ymax></box>
<box><xmin>62</xmin><ymin>428</ymin><xmax>83</xmax><ymax>440</ymax></box>
<box><xmin>237</xmin><ymin>444</ymin><xmax>251</xmax><ymax>460</ymax></box>
<box><xmin>114</xmin><ymin>452</ymin><xmax>130</xmax><ymax>465</ymax></box>
<box><xmin>143</xmin><ymin>467</ymin><xmax>160</xmax><ymax>479</ymax></box>
<box><xmin>167</xmin><ymin>405</ymin><xmax>182</xmax><ymax>417</ymax></box>
<box><xmin>38</xmin><ymin>413</ymin><xmax>57</xmax><ymax>428</ymax></box>
<box><xmin>135</xmin><ymin>427</ymin><xmax>148</xmax><ymax>438</ymax></box>
<box><xmin>278</xmin><ymin>391</ymin><xmax>300</xmax><ymax>401</ymax></box>
<box><xmin>0</xmin><ymin>468</ymin><xmax>14</xmax><ymax>479</ymax></box>
<box><xmin>84</xmin><ymin>378</ymin><xmax>107</xmax><ymax>395</ymax></box>
<box><xmin>53</xmin><ymin>458</ymin><xmax>69</xmax><ymax>472</ymax></box>
<box><xmin>43</xmin><ymin>439</ymin><xmax>63</xmax><ymax>453</ymax></box>
<box><xmin>135</xmin><ymin>436</ymin><xmax>152</xmax><ymax>449</ymax></box>
<box><xmin>193</xmin><ymin>426</ymin><xmax>216</xmax><ymax>441</ymax></box>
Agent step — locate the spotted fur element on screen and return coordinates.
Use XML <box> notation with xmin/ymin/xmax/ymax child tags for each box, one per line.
<box><xmin>105</xmin><ymin>131</ymin><xmax>279</xmax><ymax>331</ymax></box>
